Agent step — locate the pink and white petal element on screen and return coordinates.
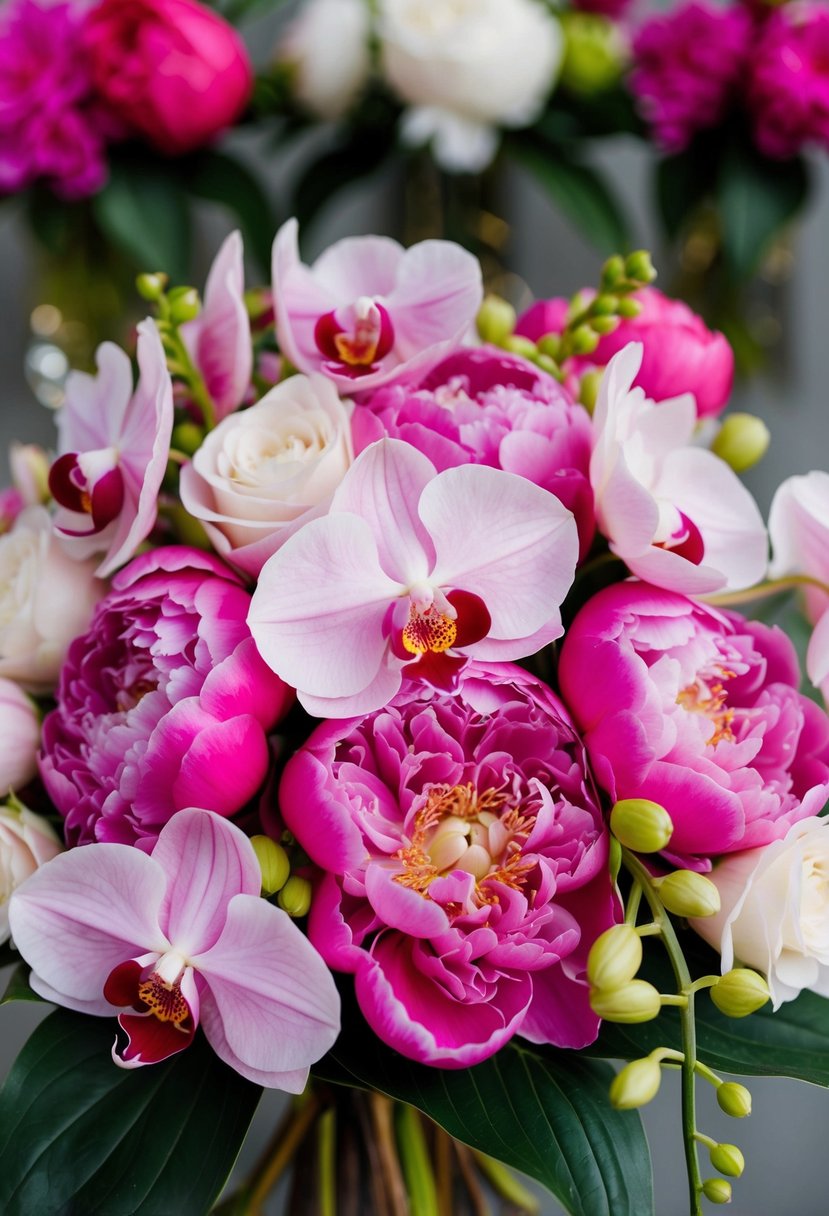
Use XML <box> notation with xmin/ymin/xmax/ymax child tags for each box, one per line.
<box><xmin>591</xmin><ymin>341</ymin><xmax>643</xmax><ymax>440</ymax></box>
<box><xmin>466</xmin><ymin>616</ymin><xmax>565</xmax><ymax>662</ymax></box>
<box><xmin>297</xmin><ymin>657</ymin><xmax>404</xmax><ymax>718</ymax></box>
<box><xmin>311</xmin><ymin>233</ymin><xmax>403</xmax><ymax>300</ymax></box>
<box><xmin>8</xmin><ymin>844</ymin><xmax>168</xmax><ymax>1009</ymax></box>
<box><xmin>182</xmin><ymin>230</ymin><xmax>252</xmax><ymax>421</ymax></box>
<box><xmin>151</xmin><ymin>809</ymin><xmax>261</xmax><ymax>958</ymax></box>
<box><xmin>194</xmin><ymin>895</ymin><xmax>340</xmax><ymax>1076</ymax></box>
<box><xmin>422</xmin><ymin>465</ymin><xmax>578</xmax><ymax>641</ymax></box>
<box><xmin>593</xmin><ymin>446</ymin><xmax>660</xmax><ymax>557</ymax></box>
<box><xmin>386</xmin><ymin>240</ymin><xmax>483</xmax><ymax>359</ymax></box>
<box><xmin>623</xmin><ymin>544</ymin><xmax>728</xmax><ymax>595</ymax></box>
<box><xmin>272</xmin><ymin>218</ymin><xmax>339</xmax><ymax>373</ymax></box>
<box><xmin>198</xmin><ymin>994</ymin><xmax>311</xmax><ymax>1090</ymax></box>
<box><xmin>807</xmin><ymin>609</ymin><xmax>829</xmax><ymax>694</ymax></box>
<box><xmin>249</xmin><ymin>513</ymin><xmax>402</xmax><ymax>698</ymax></box>
<box><xmin>769</xmin><ymin>472</ymin><xmax>829</xmax><ymax>583</ymax></box>
<box><xmin>57</xmin><ymin>342</ymin><xmax>134</xmax><ymax>454</ymax></box>
<box><xmin>331</xmin><ymin>439</ymin><xmax>435</xmax><ymax>583</ymax></box>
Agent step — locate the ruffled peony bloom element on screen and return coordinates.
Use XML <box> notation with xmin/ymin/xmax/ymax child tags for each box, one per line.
<box><xmin>590</xmin><ymin>343</ymin><xmax>766</xmax><ymax>594</ymax></box>
<box><xmin>49</xmin><ymin>319</ymin><xmax>174</xmax><ymax>578</ymax></box>
<box><xmin>378</xmin><ymin>0</ymin><xmax>563</xmax><ymax>172</ymax></box>
<box><xmin>179</xmin><ymin>373</ymin><xmax>353</xmax><ymax>576</ymax></box>
<box><xmin>0</xmin><ymin>0</ymin><xmax>108</xmax><ymax>199</ymax></box>
<box><xmin>559</xmin><ymin>581</ymin><xmax>829</xmax><ymax>866</ymax></box>
<box><xmin>272</xmin><ymin>219</ymin><xmax>482</xmax><ymax>394</ymax></box>
<box><xmin>279</xmin><ymin>662</ymin><xmax>617</xmax><ymax>1066</ymax></box>
<box><xmin>353</xmin><ymin>346</ymin><xmax>595</xmax><ymax>558</ymax></box>
<box><xmin>40</xmin><ymin>547</ymin><xmax>292</xmax><ymax>849</ymax></box>
<box><xmin>516</xmin><ymin>288</ymin><xmax>734</xmax><ymax>419</ymax></box>
<box><xmin>279</xmin><ymin>0</ymin><xmax>372</xmax><ymax>120</ymax></box>
<box><xmin>249</xmin><ymin>438</ymin><xmax>578</xmax><ymax>718</ymax></box>
<box><xmin>0</xmin><ymin>800</ymin><xmax>62</xmax><ymax>944</ymax></box>
<box><xmin>769</xmin><ymin>470</ymin><xmax>829</xmax><ymax>697</ymax></box>
<box><xmin>0</xmin><ymin>679</ymin><xmax>40</xmax><ymax>797</ymax></box>
<box><xmin>748</xmin><ymin>2</ymin><xmax>829</xmax><ymax>159</ymax></box>
<box><xmin>630</xmin><ymin>2</ymin><xmax>752</xmax><ymax>153</ymax></box>
<box><xmin>10</xmin><ymin>808</ymin><xmax>340</xmax><ymax>1087</ymax></box>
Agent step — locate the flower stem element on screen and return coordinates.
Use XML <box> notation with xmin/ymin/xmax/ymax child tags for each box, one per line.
<box><xmin>472</xmin><ymin>1151</ymin><xmax>540</xmax><ymax>1213</ymax></box>
<box><xmin>368</xmin><ymin>1093</ymin><xmax>409</xmax><ymax>1216</ymax></box>
<box><xmin>395</xmin><ymin>1104</ymin><xmax>440</xmax><ymax>1216</ymax></box>
<box><xmin>703</xmin><ymin>573</ymin><xmax>829</xmax><ymax>607</ymax></box>
<box><xmin>243</xmin><ymin>1089</ymin><xmax>323</xmax><ymax>1215</ymax></box>
<box><xmin>316</xmin><ymin>1106</ymin><xmax>337</xmax><ymax>1216</ymax></box>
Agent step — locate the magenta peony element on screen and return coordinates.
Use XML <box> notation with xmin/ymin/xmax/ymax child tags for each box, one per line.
<box><xmin>353</xmin><ymin>346</ymin><xmax>596</xmax><ymax>558</ymax></box>
<box><xmin>630</xmin><ymin>2</ymin><xmax>752</xmax><ymax>153</ymax></box>
<box><xmin>279</xmin><ymin>662</ymin><xmax>618</xmax><ymax>1067</ymax></box>
<box><xmin>559</xmin><ymin>582</ymin><xmax>829</xmax><ymax>866</ymax></box>
<box><xmin>748</xmin><ymin>2</ymin><xmax>829</xmax><ymax>159</ymax></box>
<box><xmin>40</xmin><ymin>547</ymin><xmax>292</xmax><ymax>850</ymax></box>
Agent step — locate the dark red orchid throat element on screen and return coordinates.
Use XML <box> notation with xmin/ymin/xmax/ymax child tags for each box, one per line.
<box><xmin>658</xmin><ymin>510</ymin><xmax>705</xmax><ymax>566</ymax></box>
<box><xmin>394</xmin><ymin>589</ymin><xmax>491</xmax><ymax>693</ymax></box>
<box><xmin>49</xmin><ymin>452</ymin><xmax>124</xmax><ymax>534</ymax></box>
<box><xmin>104</xmin><ymin>957</ymin><xmax>195</xmax><ymax>1066</ymax></box>
<box><xmin>314</xmin><ymin>298</ymin><xmax>394</xmax><ymax>377</ymax></box>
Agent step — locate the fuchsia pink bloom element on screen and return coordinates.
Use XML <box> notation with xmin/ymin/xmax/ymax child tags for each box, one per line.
<box><xmin>49</xmin><ymin>320</ymin><xmax>174</xmax><ymax>578</ymax></box>
<box><xmin>248</xmin><ymin>438</ymin><xmax>578</xmax><ymax>718</ymax></box>
<box><xmin>9</xmin><ymin>808</ymin><xmax>340</xmax><ymax>1087</ymax></box>
<box><xmin>279</xmin><ymin>662</ymin><xmax>617</xmax><ymax>1066</ymax></box>
<box><xmin>748</xmin><ymin>1</ymin><xmax>829</xmax><ymax>159</ymax></box>
<box><xmin>272</xmin><ymin>219</ymin><xmax>483</xmax><ymax>393</ymax></box>
<box><xmin>353</xmin><ymin>346</ymin><xmax>595</xmax><ymax>558</ymax></box>
<box><xmin>559</xmin><ymin>582</ymin><xmax>829</xmax><ymax>866</ymax></box>
<box><xmin>40</xmin><ymin>547</ymin><xmax>292</xmax><ymax>849</ymax></box>
<box><xmin>590</xmin><ymin>343</ymin><xmax>766</xmax><ymax>594</ymax></box>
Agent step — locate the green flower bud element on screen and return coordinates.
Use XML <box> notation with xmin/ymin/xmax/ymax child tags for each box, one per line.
<box><xmin>503</xmin><ymin>334</ymin><xmax>538</xmax><ymax>360</ymax></box>
<box><xmin>277</xmin><ymin>874</ymin><xmax>312</xmax><ymax>918</ymax></box>
<box><xmin>537</xmin><ymin>333</ymin><xmax>562</xmax><ymax>360</ymax></box>
<box><xmin>589</xmin><ymin>315</ymin><xmax>619</xmax><ymax>336</ymax></box>
<box><xmin>709</xmin><ymin>1143</ymin><xmax>745</xmax><ymax>1178</ymax></box>
<box><xmin>592</xmin><ymin>294</ymin><xmax>620</xmax><ymax>317</ymax></box>
<box><xmin>559</xmin><ymin>12</ymin><xmax>626</xmax><ymax>96</ymax></box>
<box><xmin>570</xmin><ymin>325</ymin><xmax>599</xmax><ymax>355</ymax></box>
<box><xmin>701</xmin><ymin>1178</ymin><xmax>732</xmax><ymax>1205</ymax></box>
<box><xmin>171</xmin><ymin>421</ymin><xmax>205</xmax><ymax>457</ymax></box>
<box><xmin>251</xmin><ymin>835</ymin><xmax>290</xmax><ymax>897</ymax></box>
<box><xmin>657</xmin><ymin>870</ymin><xmax>721</xmax><ymax>919</ymax></box>
<box><xmin>168</xmin><ymin>285</ymin><xmax>201</xmax><ymax>325</ymax></box>
<box><xmin>601</xmin><ymin>255</ymin><xmax>626</xmax><ymax>290</ymax></box>
<box><xmin>535</xmin><ymin>353</ymin><xmax>561</xmax><ymax>377</ymax></box>
<box><xmin>609</xmin><ymin>1057</ymin><xmax>662</xmax><ymax>1110</ymax></box>
<box><xmin>624</xmin><ymin>250</ymin><xmax>657</xmax><ymax>286</ymax></box>
<box><xmin>716</xmin><ymin>1082</ymin><xmax>752</xmax><ymax>1118</ymax></box>
<box><xmin>617</xmin><ymin>298</ymin><xmax>642</xmax><ymax>319</ymax></box>
<box><xmin>608</xmin><ymin>833</ymin><xmax>622</xmax><ymax>884</ymax></box>
<box><xmin>136</xmin><ymin>273</ymin><xmax>167</xmax><ymax>301</ymax></box>
<box><xmin>711</xmin><ymin>413</ymin><xmax>770</xmax><ymax>474</ymax></box>
<box><xmin>578</xmin><ymin>369</ymin><xmax>604</xmax><ymax>415</ymax></box>
<box><xmin>476</xmin><ymin>295</ymin><xmax>517</xmax><ymax>345</ymax></box>
<box><xmin>610</xmin><ymin>798</ymin><xmax>674</xmax><ymax>853</ymax></box>
<box><xmin>710</xmin><ymin>969</ymin><xmax>770</xmax><ymax>1018</ymax></box>
<box><xmin>590</xmin><ymin>979</ymin><xmax>661</xmax><ymax>1023</ymax></box>
<box><xmin>587</xmin><ymin>924</ymin><xmax>643</xmax><ymax>990</ymax></box>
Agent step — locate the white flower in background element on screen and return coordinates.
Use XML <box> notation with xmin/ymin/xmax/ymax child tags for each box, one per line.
<box><xmin>769</xmin><ymin>471</ymin><xmax>829</xmax><ymax>698</ymax></box>
<box><xmin>279</xmin><ymin>0</ymin><xmax>372</xmax><ymax>120</ymax></box>
<box><xmin>0</xmin><ymin>801</ymin><xmax>62</xmax><ymax>944</ymax></box>
<box><xmin>693</xmin><ymin>818</ymin><xmax>829</xmax><ymax>1009</ymax></box>
<box><xmin>0</xmin><ymin>680</ymin><xmax>40</xmax><ymax>797</ymax></box>
<box><xmin>378</xmin><ymin>0</ymin><xmax>563</xmax><ymax>172</ymax></box>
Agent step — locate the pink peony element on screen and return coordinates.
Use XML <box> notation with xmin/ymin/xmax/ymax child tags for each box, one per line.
<box><xmin>353</xmin><ymin>346</ymin><xmax>596</xmax><ymax>559</ymax></box>
<box><xmin>630</xmin><ymin>2</ymin><xmax>753</xmax><ymax>153</ymax></box>
<box><xmin>0</xmin><ymin>678</ymin><xmax>40</xmax><ymax>797</ymax></box>
<box><xmin>571</xmin><ymin>0</ymin><xmax>633</xmax><ymax>19</ymax></box>
<box><xmin>279</xmin><ymin>662</ymin><xmax>617</xmax><ymax>1066</ymax></box>
<box><xmin>748</xmin><ymin>2</ymin><xmax>829</xmax><ymax>159</ymax></box>
<box><xmin>559</xmin><ymin>581</ymin><xmax>829</xmax><ymax>866</ymax></box>
<box><xmin>40</xmin><ymin>547</ymin><xmax>293</xmax><ymax>850</ymax></box>
<box><xmin>82</xmin><ymin>0</ymin><xmax>253</xmax><ymax>155</ymax></box>
<box><xmin>0</xmin><ymin>0</ymin><xmax>108</xmax><ymax>199</ymax></box>
<box><xmin>516</xmin><ymin>288</ymin><xmax>734</xmax><ymax>419</ymax></box>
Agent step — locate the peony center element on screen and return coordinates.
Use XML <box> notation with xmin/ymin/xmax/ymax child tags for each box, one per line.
<box><xmin>677</xmin><ymin>666</ymin><xmax>736</xmax><ymax>747</ymax></box>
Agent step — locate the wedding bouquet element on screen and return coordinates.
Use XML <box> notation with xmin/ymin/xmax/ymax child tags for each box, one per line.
<box><xmin>1</xmin><ymin>218</ymin><xmax>828</xmax><ymax>1216</ymax></box>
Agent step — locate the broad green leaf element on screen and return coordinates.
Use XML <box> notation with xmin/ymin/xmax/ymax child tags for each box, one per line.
<box><xmin>0</xmin><ymin>962</ymin><xmax>44</xmax><ymax>1005</ymax></box>
<box><xmin>0</xmin><ymin>1009</ymin><xmax>261</xmax><ymax>1216</ymax></box>
<box><xmin>188</xmin><ymin>150</ymin><xmax>275</xmax><ymax>275</ymax></box>
<box><xmin>93</xmin><ymin>159</ymin><xmax>192</xmax><ymax>281</ymax></box>
<box><xmin>718</xmin><ymin>145</ymin><xmax>810</xmax><ymax>278</ymax></box>
<box><xmin>316</xmin><ymin>991</ymin><xmax>653</xmax><ymax>1216</ymax></box>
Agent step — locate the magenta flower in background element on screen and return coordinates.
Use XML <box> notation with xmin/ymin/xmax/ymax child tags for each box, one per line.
<box><xmin>559</xmin><ymin>581</ymin><xmax>829</xmax><ymax>866</ymax></box>
<box><xmin>272</xmin><ymin>219</ymin><xmax>483</xmax><ymax>393</ymax></box>
<box><xmin>0</xmin><ymin>0</ymin><xmax>108</xmax><ymax>198</ymax></box>
<box><xmin>249</xmin><ymin>438</ymin><xmax>578</xmax><ymax>718</ymax></box>
<box><xmin>353</xmin><ymin>346</ymin><xmax>596</xmax><ymax>559</ymax></box>
<box><xmin>748</xmin><ymin>2</ymin><xmax>829</xmax><ymax>159</ymax></box>
<box><xmin>49</xmin><ymin>320</ymin><xmax>174</xmax><ymax>578</ymax></box>
<box><xmin>571</xmin><ymin>0</ymin><xmax>633</xmax><ymax>19</ymax></box>
<box><xmin>9</xmin><ymin>809</ymin><xmax>341</xmax><ymax>1087</ymax></box>
<box><xmin>40</xmin><ymin>547</ymin><xmax>293</xmax><ymax>849</ymax></box>
<box><xmin>630</xmin><ymin>1</ymin><xmax>752</xmax><ymax>153</ymax></box>
<box><xmin>280</xmin><ymin>662</ymin><xmax>617</xmax><ymax>1066</ymax></box>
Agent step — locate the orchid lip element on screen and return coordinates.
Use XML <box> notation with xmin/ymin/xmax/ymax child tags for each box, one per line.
<box><xmin>314</xmin><ymin>299</ymin><xmax>395</xmax><ymax>372</ymax></box>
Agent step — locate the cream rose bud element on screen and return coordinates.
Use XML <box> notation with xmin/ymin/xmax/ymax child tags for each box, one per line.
<box><xmin>179</xmin><ymin>374</ymin><xmax>354</xmax><ymax>577</ymax></box>
<box><xmin>379</xmin><ymin>0</ymin><xmax>563</xmax><ymax>172</ymax></box>
<box><xmin>0</xmin><ymin>507</ymin><xmax>103</xmax><ymax>694</ymax></box>
<box><xmin>279</xmin><ymin>0</ymin><xmax>372</xmax><ymax>120</ymax></box>
<box><xmin>0</xmin><ymin>680</ymin><xmax>40</xmax><ymax>796</ymax></box>
<box><xmin>693</xmin><ymin>817</ymin><xmax>829</xmax><ymax>1009</ymax></box>
<box><xmin>0</xmin><ymin>801</ymin><xmax>62</xmax><ymax>943</ymax></box>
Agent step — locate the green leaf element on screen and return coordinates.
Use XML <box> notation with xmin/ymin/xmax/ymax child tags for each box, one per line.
<box><xmin>0</xmin><ymin>1009</ymin><xmax>262</xmax><ymax>1216</ymax></box>
<box><xmin>718</xmin><ymin>145</ymin><xmax>810</xmax><ymax>278</ymax></box>
<box><xmin>508</xmin><ymin>133</ymin><xmax>631</xmax><ymax>255</ymax></box>
<box><xmin>93</xmin><ymin>158</ymin><xmax>192</xmax><ymax>282</ymax></box>
<box><xmin>188</xmin><ymin>150</ymin><xmax>274</xmax><ymax>275</ymax></box>
<box><xmin>316</xmin><ymin>991</ymin><xmax>653</xmax><ymax>1216</ymax></box>
<box><xmin>0</xmin><ymin>962</ymin><xmax>44</xmax><ymax>1005</ymax></box>
<box><xmin>654</xmin><ymin>145</ymin><xmax>713</xmax><ymax>242</ymax></box>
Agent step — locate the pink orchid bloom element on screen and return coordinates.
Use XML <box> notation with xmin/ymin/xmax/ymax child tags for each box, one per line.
<box><xmin>590</xmin><ymin>343</ymin><xmax>767</xmax><ymax>594</ymax></box>
<box><xmin>9</xmin><ymin>808</ymin><xmax>341</xmax><ymax>1089</ymax></box>
<box><xmin>272</xmin><ymin>218</ymin><xmax>483</xmax><ymax>392</ymax></box>
<box><xmin>49</xmin><ymin>319</ymin><xmax>174</xmax><ymax>578</ymax></box>
<box><xmin>181</xmin><ymin>229</ymin><xmax>252</xmax><ymax>421</ymax></box>
<box><xmin>248</xmin><ymin>438</ymin><xmax>578</xmax><ymax>717</ymax></box>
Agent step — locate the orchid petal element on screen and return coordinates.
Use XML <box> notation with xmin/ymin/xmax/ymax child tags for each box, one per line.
<box><xmin>57</xmin><ymin>342</ymin><xmax>133</xmax><ymax>454</ymax></box>
<box><xmin>182</xmin><ymin>231</ymin><xmax>252</xmax><ymax>421</ymax></box>
<box><xmin>386</xmin><ymin>240</ymin><xmax>483</xmax><ymax>359</ymax></box>
<box><xmin>272</xmin><ymin>218</ymin><xmax>339</xmax><ymax>372</ymax></box>
<box><xmin>311</xmin><ymin>233</ymin><xmax>403</xmax><ymax>299</ymax></box>
<box><xmin>296</xmin><ymin>659</ymin><xmax>404</xmax><ymax>718</ymax></box>
<box><xmin>807</xmin><ymin>610</ymin><xmax>829</xmax><ymax>692</ymax></box>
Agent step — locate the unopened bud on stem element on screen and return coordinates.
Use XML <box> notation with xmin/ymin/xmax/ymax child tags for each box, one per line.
<box><xmin>609</xmin><ymin>1057</ymin><xmax>662</xmax><ymax>1109</ymax></box>
<box><xmin>702</xmin><ymin>1178</ymin><xmax>733</xmax><ymax>1204</ymax></box>
<box><xmin>477</xmin><ymin>295</ymin><xmax>516</xmax><ymax>345</ymax></box>
<box><xmin>251</xmin><ymin>835</ymin><xmax>290</xmax><ymax>896</ymax></box>
<box><xmin>710</xmin><ymin>969</ymin><xmax>770</xmax><ymax>1018</ymax></box>
<box><xmin>711</xmin><ymin>413</ymin><xmax>770</xmax><ymax>473</ymax></box>
<box><xmin>657</xmin><ymin>870</ymin><xmax>721</xmax><ymax>918</ymax></box>
<box><xmin>610</xmin><ymin>798</ymin><xmax>673</xmax><ymax>853</ymax></box>
<box><xmin>590</xmin><ymin>979</ymin><xmax>661</xmax><ymax>1023</ymax></box>
<box><xmin>587</xmin><ymin>924</ymin><xmax>643</xmax><ymax>990</ymax></box>
<box><xmin>716</xmin><ymin>1082</ymin><xmax>752</xmax><ymax>1118</ymax></box>
<box><xmin>709</xmin><ymin>1143</ymin><xmax>745</xmax><ymax>1178</ymax></box>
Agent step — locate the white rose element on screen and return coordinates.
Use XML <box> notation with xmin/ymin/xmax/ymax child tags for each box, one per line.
<box><xmin>693</xmin><ymin>817</ymin><xmax>829</xmax><ymax>1009</ymax></box>
<box><xmin>378</xmin><ymin>0</ymin><xmax>563</xmax><ymax>171</ymax></box>
<box><xmin>179</xmin><ymin>374</ymin><xmax>354</xmax><ymax>576</ymax></box>
<box><xmin>279</xmin><ymin>0</ymin><xmax>372</xmax><ymax>120</ymax></box>
<box><xmin>0</xmin><ymin>680</ymin><xmax>40</xmax><ymax>797</ymax></box>
<box><xmin>1</xmin><ymin>801</ymin><xmax>62</xmax><ymax>944</ymax></box>
<box><xmin>0</xmin><ymin>507</ymin><xmax>103</xmax><ymax>694</ymax></box>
